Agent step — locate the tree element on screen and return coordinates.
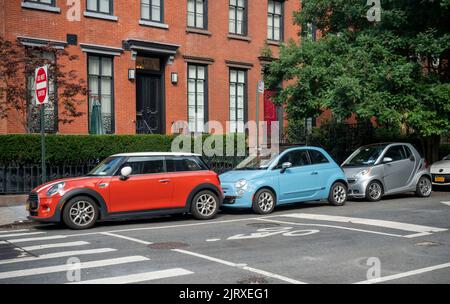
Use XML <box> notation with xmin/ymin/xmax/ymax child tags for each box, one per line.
<box><xmin>265</xmin><ymin>0</ymin><xmax>450</xmax><ymax>161</ymax></box>
<box><xmin>0</xmin><ymin>37</ymin><xmax>87</xmax><ymax>133</ymax></box>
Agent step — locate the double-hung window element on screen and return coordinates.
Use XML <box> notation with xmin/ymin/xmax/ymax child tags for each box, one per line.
<box><xmin>267</xmin><ymin>0</ymin><xmax>283</xmax><ymax>41</ymax></box>
<box><xmin>141</xmin><ymin>0</ymin><xmax>163</xmax><ymax>22</ymax></box>
<box><xmin>188</xmin><ymin>65</ymin><xmax>207</xmax><ymax>133</ymax></box>
<box><xmin>229</xmin><ymin>0</ymin><xmax>247</xmax><ymax>35</ymax></box>
<box><xmin>187</xmin><ymin>0</ymin><xmax>206</xmax><ymax>29</ymax></box>
<box><xmin>86</xmin><ymin>0</ymin><xmax>113</xmax><ymax>15</ymax></box>
<box><xmin>25</xmin><ymin>0</ymin><xmax>56</xmax><ymax>6</ymax></box>
<box><xmin>88</xmin><ymin>55</ymin><xmax>114</xmax><ymax>134</ymax></box>
<box><xmin>229</xmin><ymin>69</ymin><xmax>246</xmax><ymax>133</ymax></box>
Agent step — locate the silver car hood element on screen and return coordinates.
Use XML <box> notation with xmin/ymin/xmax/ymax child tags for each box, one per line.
<box><xmin>431</xmin><ymin>160</ymin><xmax>450</xmax><ymax>169</ymax></box>
<box><xmin>342</xmin><ymin>166</ymin><xmax>371</xmax><ymax>178</ymax></box>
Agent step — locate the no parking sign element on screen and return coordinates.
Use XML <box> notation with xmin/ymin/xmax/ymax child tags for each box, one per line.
<box><xmin>35</xmin><ymin>65</ymin><xmax>49</xmax><ymax>105</ymax></box>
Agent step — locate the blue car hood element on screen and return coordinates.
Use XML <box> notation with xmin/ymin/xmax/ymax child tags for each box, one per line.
<box><xmin>219</xmin><ymin>170</ymin><xmax>267</xmax><ymax>183</ymax></box>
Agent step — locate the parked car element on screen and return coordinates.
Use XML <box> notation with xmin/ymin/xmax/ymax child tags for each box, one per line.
<box><xmin>431</xmin><ymin>154</ymin><xmax>450</xmax><ymax>186</ymax></box>
<box><xmin>342</xmin><ymin>143</ymin><xmax>432</xmax><ymax>201</ymax></box>
<box><xmin>27</xmin><ymin>153</ymin><xmax>223</xmax><ymax>229</ymax></box>
<box><xmin>219</xmin><ymin>146</ymin><xmax>348</xmax><ymax>214</ymax></box>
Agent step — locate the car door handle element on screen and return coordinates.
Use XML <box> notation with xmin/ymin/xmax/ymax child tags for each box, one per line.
<box><xmin>159</xmin><ymin>179</ymin><xmax>171</xmax><ymax>183</ymax></box>
<box><xmin>311</xmin><ymin>171</ymin><xmax>319</xmax><ymax>175</ymax></box>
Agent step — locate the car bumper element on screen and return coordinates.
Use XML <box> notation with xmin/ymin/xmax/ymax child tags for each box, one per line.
<box><xmin>221</xmin><ymin>182</ymin><xmax>254</xmax><ymax>208</ymax></box>
<box><xmin>347</xmin><ymin>178</ymin><xmax>369</xmax><ymax>198</ymax></box>
<box><xmin>26</xmin><ymin>192</ymin><xmax>61</xmax><ymax>223</ymax></box>
<box><xmin>431</xmin><ymin>174</ymin><xmax>450</xmax><ymax>186</ymax></box>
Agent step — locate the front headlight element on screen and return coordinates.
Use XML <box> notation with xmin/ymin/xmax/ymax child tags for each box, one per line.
<box><xmin>46</xmin><ymin>182</ymin><xmax>65</xmax><ymax>197</ymax></box>
<box><xmin>235</xmin><ymin>179</ymin><xmax>248</xmax><ymax>189</ymax></box>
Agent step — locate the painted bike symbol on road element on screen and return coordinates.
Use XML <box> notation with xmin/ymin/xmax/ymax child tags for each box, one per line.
<box><xmin>227</xmin><ymin>227</ymin><xmax>320</xmax><ymax>240</ymax></box>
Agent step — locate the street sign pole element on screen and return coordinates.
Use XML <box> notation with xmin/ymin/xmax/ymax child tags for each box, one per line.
<box><xmin>256</xmin><ymin>80</ymin><xmax>265</xmax><ymax>153</ymax></box>
<box><xmin>40</xmin><ymin>104</ymin><xmax>46</xmax><ymax>183</ymax></box>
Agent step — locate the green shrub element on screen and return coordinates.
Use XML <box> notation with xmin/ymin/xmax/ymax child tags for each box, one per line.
<box><xmin>0</xmin><ymin>134</ymin><xmax>246</xmax><ymax>165</ymax></box>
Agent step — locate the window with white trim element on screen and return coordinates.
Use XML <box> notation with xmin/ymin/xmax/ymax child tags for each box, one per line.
<box><xmin>268</xmin><ymin>0</ymin><xmax>283</xmax><ymax>41</ymax></box>
<box><xmin>229</xmin><ymin>0</ymin><xmax>246</xmax><ymax>35</ymax></box>
<box><xmin>86</xmin><ymin>0</ymin><xmax>113</xmax><ymax>15</ymax></box>
<box><xmin>25</xmin><ymin>0</ymin><xmax>56</xmax><ymax>6</ymax></box>
<box><xmin>187</xmin><ymin>0</ymin><xmax>206</xmax><ymax>29</ymax></box>
<box><xmin>188</xmin><ymin>65</ymin><xmax>207</xmax><ymax>133</ymax></box>
<box><xmin>229</xmin><ymin>69</ymin><xmax>246</xmax><ymax>133</ymax></box>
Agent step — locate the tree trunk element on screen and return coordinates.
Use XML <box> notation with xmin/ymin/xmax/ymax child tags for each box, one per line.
<box><xmin>421</xmin><ymin>135</ymin><xmax>441</xmax><ymax>164</ymax></box>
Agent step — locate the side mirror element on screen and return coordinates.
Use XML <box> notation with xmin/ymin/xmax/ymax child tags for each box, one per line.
<box><xmin>120</xmin><ymin>166</ymin><xmax>132</xmax><ymax>180</ymax></box>
<box><xmin>280</xmin><ymin>162</ymin><xmax>292</xmax><ymax>173</ymax></box>
<box><xmin>383</xmin><ymin>157</ymin><xmax>393</xmax><ymax>163</ymax></box>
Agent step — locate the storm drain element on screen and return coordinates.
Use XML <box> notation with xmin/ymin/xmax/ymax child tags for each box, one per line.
<box><xmin>416</xmin><ymin>241</ymin><xmax>441</xmax><ymax>247</ymax></box>
<box><xmin>237</xmin><ymin>276</ymin><xmax>268</xmax><ymax>284</ymax></box>
<box><xmin>147</xmin><ymin>242</ymin><xmax>189</xmax><ymax>250</ymax></box>
<box><xmin>246</xmin><ymin>223</ymin><xmax>280</xmax><ymax>229</ymax></box>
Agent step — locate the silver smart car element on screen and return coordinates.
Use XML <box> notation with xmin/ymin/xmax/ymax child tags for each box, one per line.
<box><xmin>342</xmin><ymin>143</ymin><xmax>432</xmax><ymax>201</ymax></box>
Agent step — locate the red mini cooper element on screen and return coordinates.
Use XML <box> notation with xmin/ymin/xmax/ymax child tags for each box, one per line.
<box><xmin>27</xmin><ymin>153</ymin><xmax>223</xmax><ymax>229</ymax></box>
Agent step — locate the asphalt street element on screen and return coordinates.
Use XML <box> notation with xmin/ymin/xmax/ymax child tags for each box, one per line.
<box><xmin>0</xmin><ymin>189</ymin><xmax>449</xmax><ymax>284</ymax></box>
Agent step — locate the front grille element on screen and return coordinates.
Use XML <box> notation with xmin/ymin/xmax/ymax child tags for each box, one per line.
<box><xmin>28</xmin><ymin>192</ymin><xmax>39</xmax><ymax>211</ymax></box>
<box><xmin>348</xmin><ymin>178</ymin><xmax>357</xmax><ymax>184</ymax></box>
<box><xmin>432</xmin><ymin>174</ymin><xmax>450</xmax><ymax>183</ymax></box>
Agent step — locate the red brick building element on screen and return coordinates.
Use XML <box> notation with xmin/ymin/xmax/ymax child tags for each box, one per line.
<box><xmin>0</xmin><ymin>0</ymin><xmax>302</xmax><ymax>135</ymax></box>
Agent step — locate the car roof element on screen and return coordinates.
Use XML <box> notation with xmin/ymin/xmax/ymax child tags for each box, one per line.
<box><xmin>112</xmin><ymin>152</ymin><xmax>201</xmax><ymax>157</ymax></box>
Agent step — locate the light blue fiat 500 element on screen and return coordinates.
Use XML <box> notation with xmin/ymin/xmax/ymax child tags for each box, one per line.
<box><xmin>219</xmin><ymin>146</ymin><xmax>348</xmax><ymax>214</ymax></box>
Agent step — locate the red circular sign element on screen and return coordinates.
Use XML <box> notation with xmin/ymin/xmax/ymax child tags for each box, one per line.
<box><xmin>35</xmin><ymin>67</ymin><xmax>48</xmax><ymax>104</ymax></box>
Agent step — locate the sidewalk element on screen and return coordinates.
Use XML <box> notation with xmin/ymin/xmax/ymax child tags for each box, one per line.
<box><xmin>0</xmin><ymin>195</ymin><xmax>29</xmax><ymax>226</ymax></box>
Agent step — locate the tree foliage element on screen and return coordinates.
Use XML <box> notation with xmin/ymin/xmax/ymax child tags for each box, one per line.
<box><xmin>0</xmin><ymin>37</ymin><xmax>87</xmax><ymax>132</ymax></box>
<box><xmin>265</xmin><ymin>0</ymin><xmax>450</xmax><ymax>143</ymax></box>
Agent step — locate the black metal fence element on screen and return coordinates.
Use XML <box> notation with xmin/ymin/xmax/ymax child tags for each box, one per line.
<box><xmin>0</xmin><ymin>156</ymin><xmax>247</xmax><ymax>195</ymax></box>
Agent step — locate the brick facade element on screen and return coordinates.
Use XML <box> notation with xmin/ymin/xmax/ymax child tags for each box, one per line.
<box><xmin>0</xmin><ymin>0</ymin><xmax>301</xmax><ymax>135</ymax></box>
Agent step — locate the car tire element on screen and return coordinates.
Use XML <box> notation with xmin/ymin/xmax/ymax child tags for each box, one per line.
<box><xmin>365</xmin><ymin>181</ymin><xmax>383</xmax><ymax>202</ymax></box>
<box><xmin>62</xmin><ymin>196</ymin><xmax>99</xmax><ymax>230</ymax></box>
<box><xmin>252</xmin><ymin>189</ymin><xmax>276</xmax><ymax>214</ymax></box>
<box><xmin>328</xmin><ymin>182</ymin><xmax>347</xmax><ymax>206</ymax></box>
<box><xmin>416</xmin><ymin>176</ymin><xmax>432</xmax><ymax>197</ymax></box>
<box><xmin>190</xmin><ymin>190</ymin><xmax>219</xmax><ymax>220</ymax></box>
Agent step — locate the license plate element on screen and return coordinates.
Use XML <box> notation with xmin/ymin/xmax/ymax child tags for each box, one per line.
<box><xmin>435</xmin><ymin>177</ymin><xmax>445</xmax><ymax>182</ymax></box>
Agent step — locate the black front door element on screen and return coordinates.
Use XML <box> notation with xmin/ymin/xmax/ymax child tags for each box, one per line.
<box><xmin>136</xmin><ymin>73</ymin><xmax>164</xmax><ymax>134</ymax></box>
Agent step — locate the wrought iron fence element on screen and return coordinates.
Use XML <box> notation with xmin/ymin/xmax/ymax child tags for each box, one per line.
<box><xmin>0</xmin><ymin>156</ymin><xmax>247</xmax><ymax>195</ymax></box>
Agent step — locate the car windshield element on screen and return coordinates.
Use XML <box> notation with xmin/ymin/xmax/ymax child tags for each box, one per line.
<box><xmin>87</xmin><ymin>157</ymin><xmax>124</xmax><ymax>176</ymax></box>
<box><xmin>235</xmin><ymin>153</ymin><xmax>279</xmax><ymax>170</ymax></box>
<box><xmin>342</xmin><ymin>145</ymin><xmax>387</xmax><ymax>167</ymax></box>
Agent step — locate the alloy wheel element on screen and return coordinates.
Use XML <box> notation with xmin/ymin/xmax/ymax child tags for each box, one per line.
<box><xmin>333</xmin><ymin>185</ymin><xmax>347</xmax><ymax>204</ymax></box>
<box><xmin>258</xmin><ymin>192</ymin><xmax>274</xmax><ymax>212</ymax></box>
<box><xmin>419</xmin><ymin>177</ymin><xmax>432</xmax><ymax>196</ymax></box>
<box><xmin>368</xmin><ymin>183</ymin><xmax>382</xmax><ymax>200</ymax></box>
<box><xmin>69</xmin><ymin>201</ymin><xmax>96</xmax><ymax>227</ymax></box>
<box><xmin>196</xmin><ymin>193</ymin><xmax>217</xmax><ymax>217</ymax></box>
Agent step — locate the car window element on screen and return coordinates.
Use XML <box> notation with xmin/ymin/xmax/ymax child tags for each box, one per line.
<box><xmin>277</xmin><ymin>150</ymin><xmax>310</xmax><ymax>168</ymax></box>
<box><xmin>119</xmin><ymin>157</ymin><xmax>165</xmax><ymax>175</ymax></box>
<box><xmin>384</xmin><ymin>146</ymin><xmax>406</xmax><ymax>161</ymax></box>
<box><xmin>308</xmin><ymin>150</ymin><xmax>329</xmax><ymax>164</ymax></box>
<box><xmin>167</xmin><ymin>157</ymin><xmax>207</xmax><ymax>172</ymax></box>
<box><xmin>403</xmin><ymin>146</ymin><xmax>414</xmax><ymax>159</ymax></box>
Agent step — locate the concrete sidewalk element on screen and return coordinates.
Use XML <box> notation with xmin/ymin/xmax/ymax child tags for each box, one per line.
<box><xmin>0</xmin><ymin>195</ymin><xmax>29</xmax><ymax>226</ymax></box>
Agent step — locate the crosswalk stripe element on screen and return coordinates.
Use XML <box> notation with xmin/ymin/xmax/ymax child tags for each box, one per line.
<box><xmin>0</xmin><ymin>248</ymin><xmax>117</xmax><ymax>265</ymax></box>
<box><xmin>0</xmin><ymin>256</ymin><xmax>149</xmax><ymax>280</ymax></box>
<box><xmin>0</xmin><ymin>229</ymin><xmax>29</xmax><ymax>234</ymax></box>
<box><xmin>21</xmin><ymin>241</ymin><xmax>90</xmax><ymax>251</ymax></box>
<box><xmin>69</xmin><ymin>268</ymin><xmax>193</xmax><ymax>284</ymax></box>
<box><xmin>0</xmin><ymin>232</ymin><xmax>45</xmax><ymax>238</ymax></box>
<box><xmin>7</xmin><ymin>235</ymin><xmax>67</xmax><ymax>244</ymax></box>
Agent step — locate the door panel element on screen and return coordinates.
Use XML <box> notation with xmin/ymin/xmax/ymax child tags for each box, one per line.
<box><xmin>382</xmin><ymin>145</ymin><xmax>415</xmax><ymax>191</ymax></box>
<box><xmin>136</xmin><ymin>74</ymin><xmax>163</xmax><ymax>134</ymax></box>
<box><xmin>109</xmin><ymin>174</ymin><xmax>174</xmax><ymax>213</ymax></box>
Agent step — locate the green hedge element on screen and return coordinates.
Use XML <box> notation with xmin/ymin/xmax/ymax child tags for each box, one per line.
<box><xmin>0</xmin><ymin>134</ymin><xmax>246</xmax><ymax>165</ymax></box>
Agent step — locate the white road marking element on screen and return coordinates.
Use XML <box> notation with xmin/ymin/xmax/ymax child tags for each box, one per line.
<box><xmin>0</xmin><ymin>229</ymin><xmax>29</xmax><ymax>234</ymax></box>
<box><xmin>206</xmin><ymin>239</ymin><xmax>221</xmax><ymax>242</ymax></box>
<box><xmin>0</xmin><ymin>232</ymin><xmax>45</xmax><ymax>238</ymax></box>
<box><xmin>279</xmin><ymin>213</ymin><xmax>447</xmax><ymax>237</ymax></box>
<box><xmin>355</xmin><ymin>262</ymin><xmax>450</xmax><ymax>284</ymax></box>
<box><xmin>0</xmin><ymin>256</ymin><xmax>149</xmax><ymax>280</ymax></box>
<box><xmin>0</xmin><ymin>248</ymin><xmax>117</xmax><ymax>265</ymax></box>
<box><xmin>103</xmin><ymin>231</ymin><xmax>306</xmax><ymax>284</ymax></box>
<box><xmin>441</xmin><ymin>201</ymin><xmax>450</xmax><ymax>206</ymax></box>
<box><xmin>173</xmin><ymin>249</ymin><xmax>306</xmax><ymax>284</ymax></box>
<box><xmin>101</xmin><ymin>232</ymin><xmax>153</xmax><ymax>245</ymax></box>
<box><xmin>257</xmin><ymin>218</ymin><xmax>404</xmax><ymax>238</ymax></box>
<box><xmin>0</xmin><ymin>241</ymin><xmax>7</xmax><ymax>245</ymax></box>
<box><xmin>21</xmin><ymin>241</ymin><xmax>90</xmax><ymax>251</ymax></box>
<box><xmin>7</xmin><ymin>235</ymin><xmax>67</xmax><ymax>244</ymax></box>
<box><xmin>68</xmin><ymin>268</ymin><xmax>193</xmax><ymax>284</ymax></box>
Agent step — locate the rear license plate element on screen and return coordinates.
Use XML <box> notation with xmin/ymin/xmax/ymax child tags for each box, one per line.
<box><xmin>434</xmin><ymin>176</ymin><xmax>445</xmax><ymax>182</ymax></box>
